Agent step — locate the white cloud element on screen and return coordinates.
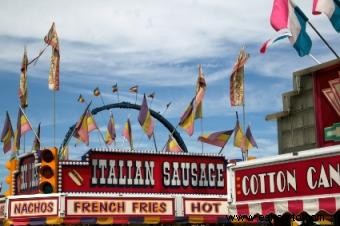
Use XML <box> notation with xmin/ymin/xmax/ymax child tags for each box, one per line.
<box><xmin>0</xmin><ymin>0</ymin><xmax>339</xmax><ymax>164</ymax></box>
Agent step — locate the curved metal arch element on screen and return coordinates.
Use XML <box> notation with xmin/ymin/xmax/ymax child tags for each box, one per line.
<box><xmin>61</xmin><ymin>101</ymin><xmax>188</xmax><ymax>152</ymax></box>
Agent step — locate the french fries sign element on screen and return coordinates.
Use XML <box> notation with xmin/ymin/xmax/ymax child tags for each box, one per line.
<box><xmin>66</xmin><ymin>198</ymin><xmax>174</xmax><ymax>216</ymax></box>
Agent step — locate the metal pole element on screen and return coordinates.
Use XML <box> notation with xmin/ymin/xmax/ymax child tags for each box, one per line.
<box><xmin>59</xmin><ymin>102</ymin><xmax>91</xmax><ymax>157</ymax></box>
<box><xmin>307</xmin><ymin>21</ymin><xmax>339</xmax><ymax>59</ymax></box>
<box><xmin>308</xmin><ymin>54</ymin><xmax>321</xmax><ymax>64</ymax></box>
<box><xmin>200</xmin><ymin>118</ymin><xmax>204</xmax><ymax>153</ymax></box>
<box><xmin>18</xmin><ymin>105</ymin><xmax>41</xmax><ymax>144</ymax></box>
<box><xmin>148</xmin><ymin>98</ymin><xmax>158</xmax><ymax>152</ymax></box>
<box><xmin>53</xmin><ymin>91</ymin><xmax>56</xmax><ymax>147</ymax></box>
<box><xmin>86</xmin><ymin>100</ymin><xmax>109</xmax><ymax>149</ymax></box>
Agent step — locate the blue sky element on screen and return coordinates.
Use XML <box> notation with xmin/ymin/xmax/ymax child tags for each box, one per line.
<box><xmin>0</xmin><ymin>0</ymin><xmax>339</xmax><ymax>175</ymax></box>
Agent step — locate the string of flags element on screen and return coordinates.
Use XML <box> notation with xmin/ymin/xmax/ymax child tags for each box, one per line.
<box><xmin>0</xmin><ymin>22</ymin><xmax>260</xmax><ymax>160</ymax></box>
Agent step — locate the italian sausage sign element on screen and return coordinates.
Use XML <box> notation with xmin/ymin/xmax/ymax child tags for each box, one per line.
<box><xmin>60</xmin><ymin>149</ymin><xmax>227</xmax><ymax>194</ymax></box>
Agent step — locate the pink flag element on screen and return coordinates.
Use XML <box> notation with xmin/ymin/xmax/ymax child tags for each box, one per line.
<box><xmin>269</xmin><ymin>0</ymin><xmax>312</xmax><ymax>57</ymax></box>
<box><xmin>313</xmin><ymin>0</ymin><xmax>340</xmax><ymax>32</ymax></box>
<box><xmin>270</xmin><ymin>0</ymin><xmax>289</xmax><ymax>31</ymax></box>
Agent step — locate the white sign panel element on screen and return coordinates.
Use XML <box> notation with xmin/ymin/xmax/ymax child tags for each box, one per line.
<box><xmin>184</xmin><ymin>199</ymin><xmax>229</xmax><ymax>215</ymax></box>
<box><xmin>66</xmin><ymin>198</ymin><xmax>174</xmax><ymax>216</ymax></box>
<box><xmin>9</xmin><ymin>197</ymin><xmax>58</xmax><ymax>218</ymax></box>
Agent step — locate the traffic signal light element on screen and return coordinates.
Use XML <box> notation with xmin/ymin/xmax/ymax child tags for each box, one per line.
<box><xmin>4</xmin><ymin>157</ymin><xmax>17</xmax><ymax>196</ymax></box>
<box><xmin>39</xmin><ymin>147</ymin><xmax>58</xmax><ymax>194</ymax></box>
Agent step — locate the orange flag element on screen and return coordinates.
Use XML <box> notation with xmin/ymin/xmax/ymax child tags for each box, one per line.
<box><xmin>179</xmin><ymin>98</ymin><xmax>195</xmax><ymax>136</ymax></box>
<box><xmin>44</xmin><ymin>22</ymin><xmax>60</xmax><ymax>91</ymax></box>
<box><xmin>195</xmin><ymin>64</ymin><xmax>206</xmax><ymax>119</ymax></box>
<box><xmin>138</xmin><ymin>94</ymin><xmax>154</xmax><ymax>139</ymax></box>
<box><xmin>122</xmin><ymin>118</ymin><xmax>133</xmax><ymax>149</ymax></box>
<box><xmin>104</xmin><ymin>114</ymin><xmax>116</xmax><ymax>145</ymax></box>
<box><xmin>73</xmin><ymin>103</ymin><xmax>91</xmax><ymax>145</ymax></box>
<box><xmin>19</xmin><ymin>48</ymin><xmax>28</xmax><ymax>108</ymax></box>
<box><xmin>230</xmin><ymin>48</ymin><xmax>249</xmax><ymax>106</ymax></box>
<box><xmin>166</xmin><ymin>135</ymin><xmax>182</xmax><ymax>152</ymax></box>
<box><xmin>1</xmin><ymin>111</ymin><xmax>14</xmax><ymax>153</ymax></box>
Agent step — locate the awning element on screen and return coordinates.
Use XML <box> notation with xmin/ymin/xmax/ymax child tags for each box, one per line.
<box><xmin>62</xmin><ymin>216</ymin><xmax>233</xmax><ymax>225</ymax></box>
<box><xmin>7</xmin><ymin>217</ymin><xmax>62</xmax><ymax>226</ymax></box>
<box><xmin>229</xmin><ymin>196</ymin><xmax>340</xmax><ymax>216</ymax></box>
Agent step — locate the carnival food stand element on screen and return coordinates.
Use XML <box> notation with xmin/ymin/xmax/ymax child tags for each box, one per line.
<box><xmin>1</xmin><ymin>144</ymin><xmax>339</xmax><ymax>225</ymax></box>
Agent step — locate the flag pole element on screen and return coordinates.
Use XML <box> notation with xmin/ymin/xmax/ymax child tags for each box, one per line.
<box><xmin>53</xmin><ymin>91</ymin><xmax>56</xmax><ymax>147</ymax></box>
<box><xmin>161</xmin><ymin>102</ymin><xmax>171</xmax><ymax>115</ymax></box>
<box><xmin>86</xmin><ymin>99</ymin><xmax>109</xmax><ymax>149</ymax></box>
<box><xmin>23</xmin><ymin>108</ymin><xmax>26</xmax><ymax>153</ymax></box>
<box><xmin>242</xmin><ymin>104</ymin><xmax>248</xmax><ymax>161</ymax></box>
<box><xmin>218</xmin><ymin>140</ymin><xmax>228</xmax><ymax>155</ymax></box>
<box><xmin>308</xmin><ymin>54</ymin><xmax>321</xmax><ymax>64</ymax></box>
<box><xmin>242</xmin><ymin>47</ymin><xmax>248</xmax><ymax>161</ymax></box>
<box><xmin>116</xmin><ymin>91</ymin><xmax>120</xmax><ymax>103</ymax></box>
<box><xmin>135</xmin><ymin>92</ymin><xmax>137</xmax><ymax>105</ymax></box>
<box><xmin>160</xmin><ymin>124</ymin><xmax>180</xmax><ymax>152</ymax></box>
<box><xmin>18</xmin><ymin>105</ymin><xmax>41</xmax><ymax>144</ymax></box>
<box><xmin>148</xmin><ymin>97</ymin><xmax>158</xmax><ymax>152</ymax></box>
<box><xmin>27</xmin><ymin>44</ymin><xmax>49</xmax><ymax>66</ymax></box>
<box><xmin>200</xmin><ymin>118</ymin><xmax>204</xmax><ymax>153</ymax></box>
<box><xmin>158</xmin><ymin>102</ymin><xmax>172</xmax><ymax>152</ymax></box>
<box><xmin>306</xmin><ymin>21</ymin><xmax>339</xmax><ymax>59</ymax></box>
<box><xmin>98</xmin><ymin>92</ymin><xmax>116</xmax><ymax>147</ymax></box>
<box><xmin>152</xmin><ymin>132</ymin><xmax>158</xmax><ymax>152</ymax></box>
<box><xmin>59</xmin><ymin>102</ymin><xmax>91</xmax><ymax>157</ymax></box>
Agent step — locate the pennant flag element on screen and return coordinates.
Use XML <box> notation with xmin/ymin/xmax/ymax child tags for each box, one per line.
<box><xmin>147</xmin><ymin>92</ymin><xmax>155</xmax><ymax>99</ymax></box>
<box><xmin>77</xmin><ymin>94</ymin><xmax>85</xmax><ymax>103</ymax></box>
<box><xmin>234</xmin><ymin>113</ymin><xmax>244</xmax><ymax>148</ymax></box>
<box><xmin>324</xmin><ymin>122</ymin><xmax>340</xmax><ymax>141</ymax></box>
<box><xmin>44</xmin><ymin>22</ymin><xmax>59</xmax><ymax>48</ymax></box>
<box><xmin>122</xmin><ymin>118</ymin><xmax>133</xmax><ymax>149</ymax></box>
<box><xmin>32</xmin><ymin>123</ymin><xmax>41</xmax><ymax>150</ymax></box>
<box><xmin>313</xmin><ymin>0</ymin><xmax>340</xmax><ymax>32</ymax></box>
<box><xmin>198</xmin><ymin>129</ymin><xmax>234</xmax><ymax>148</ymax></box>
<box><xmin>1</xmin><ymin>111</ymin><xmax>14</xmax><ymax>153</ymax></box>
<box><xmin>260</xmin><ymin>30</ymin><xmax>292</xmax><ymax>53</ymax></box>
<box><xmin>245</xmin><ymin>125</ymin><xmax>258</xmax><ymax>149</ymax></box>
<box><xmin>179</xmin><ymin>98</ymin><xmax>195</xmax><ymax>136</ymax></box>
<box><xmin>86</xmin><ymin>111</ymin><xmax>97</xmax><ymax>132</ymax></box>
<box><xmin>19</xmin><ymin>48</ymin><xmax>28</xmax><ymax>108</ymax></box>
<box><xmin>73</xmin><ymin>103</ymin><xmax>91</xmax><ymax>145</ymax></box>
<box><xmin>93</xmin><ymin>87</ymin><xmax>100</xmax><ymax>96</ymax></box>
<box><xmin>104</xmin><ymin>114</ymin><xmax>116</xmax><ymax>145</ymax></box>
<box><xmin>138</xmin><ymin>94</ymin><xmax>154</xmax><ymax>139</ymax></box>
<box><xmin>166</xmin><ymin>135</ymin><xmax>183</xmax><ymax>152</ymax></box>
<box><xmin>12</xmin><ymin>130</ymin><xmax>20</xmax><ymax>152</ymax></box>
<box><xmin>44</xmin><ymin>22</ymin><xmax>60</xmax><ymax>91</ymax></box>
<box><xmin>270</xmin><ymin>0</ymin><xmax>312</xmax><ymax>57</ymax></box>
<box><xmin>112</xmin><ymin>83</ymin><xmax>118</xmax><ymax>93</ymax></box>
<box><xmin>230</xmin><ymin>49</ymin><xmax>249</xmax><ymax>107</ymax></box>
<box><xmin>129</xmin><ymin>85</ymin><xmax>138</xmax><ymax>93</ymax></box>
<box><xmin>195</xmin><ymin>64</ymin><xmax>206</xmax><ymax>119</ymax></box>
<box><xmin>19</xmin><ymin>108</ymin><xmax>32</xmax><ymax>135</ymax></box>
<box><xmin>13</xmin><ymin>108</ymin><xmax>22</xmax><ymax>151</ymax></box>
